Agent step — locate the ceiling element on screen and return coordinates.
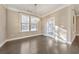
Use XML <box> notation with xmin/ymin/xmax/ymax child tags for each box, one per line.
<box><xmin>4</xmin><ymin>4</ymin><xmax>69</xmax><ymax>17</ymax></box>
<box><xmin>73</xmin><ymin>4</ymin><xmax>79</xmax><ymax>15</ymax></box>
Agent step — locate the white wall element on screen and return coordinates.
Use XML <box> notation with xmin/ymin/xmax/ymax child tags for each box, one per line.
<box><xmin>0</xmin><ymin>5</ymin><xmax>6</xmax><ymax>46</ymax></box>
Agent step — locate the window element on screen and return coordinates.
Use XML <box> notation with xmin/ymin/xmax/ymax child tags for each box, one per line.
<box><xmin>21</xmin><ymin>15</ymin><xmax>29</xmax><ymax>32</ymax></box>
<box><xmin>31</xmin><ymin>16</ymin><xmax>40</xmax><ymax>31</ymax></box>
<box><xmin>21</xmin><ymin>14</ymin><xmax>40</xmax><ymax>32</ymax></box>
<box><xmin>47</xmin><ymin>20</ymin><xmax>53</xmax><ymax>35</ymax></box>
<box><xmin>47</xmin><ymin>17</ymin><xmax>55</xmax><ymax>35</ymax></box>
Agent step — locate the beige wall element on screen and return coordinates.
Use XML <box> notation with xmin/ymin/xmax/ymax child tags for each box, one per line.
<box><xmin>70</xmin><ymin>9</ymin><xmax>76</xmax><ymax>42</ymax></box>
<box><xmin>0</xmin><ymin>5</ymin><xmax>76</xmax><ymax>45</ymax></box>
<box><xmin>0</xmin><ymin>5</ymin><xmax>75</xmax><ymax>44</ymax></box>
<box><xmin>0</xmin><ymin>5</ymin><xmax>6</xmax><ymax>45</ymax></box>
<box><xmin>76</xmin><ymin>16</ymin><xmax>79</xmax><ymax>34</ymax></box>
<box><xmin>41</xmin><ymin>6</ymin><xmax>75</xmax><ymax>43</ymax></box>
<box><xmin>6</xmin><ymin>9</ymin><xmax>42</xmax><ymax>39</ymax></box>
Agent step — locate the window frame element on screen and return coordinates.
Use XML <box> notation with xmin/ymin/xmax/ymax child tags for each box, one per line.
<box><xmin>21</xmin><ymin>14</ymin><xmax>30</xmax><ymax>32</ymax></box>
<box><xmin>20</xmin><ymin>14</ymin><xmax>40</xmax><ymax>32</ymax></box>
<box><xmin>30</xmin><ymin>16</ymin><xmax>39</xmax><ymax>32</ymax></box>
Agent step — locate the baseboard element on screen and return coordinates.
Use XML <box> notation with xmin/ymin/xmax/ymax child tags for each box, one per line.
<box><xmin>70</xmin><ymin>34</ymin><xmax>76</xmax><ymax>45</ymax></box>
<box><xmin>43</xmin><ymin>34</ymin><xmax>54</xmax><ymax>38</ymax></box>
<box><xmin>0</xmin><ymin>33</ymin><xmax>76</xmax><ymax>47</ymax></box>
<box><xmin>7</xmin><ymin>34</ymin><xmax>42</xmax><ymax>42</ymax></box>
<box><xmin>0</xmin><ymin>34</ymin><xmax>42</xmax><ymax>47</ymax></box>
<box><xmin>0</xmin><ymin>40</ymin><xmax>7</xmax><ymax>47</ymax></box>
<box><xmin>64</xmin><ymin>34</ymin><xmax>76</xmax><ymax>45</ymax></box>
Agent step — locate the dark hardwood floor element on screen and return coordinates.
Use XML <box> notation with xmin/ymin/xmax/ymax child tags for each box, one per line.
<box><xmin>0</xmin><ymin>35</ymin><xmax>79</xmax><ymax>54</ymax></box>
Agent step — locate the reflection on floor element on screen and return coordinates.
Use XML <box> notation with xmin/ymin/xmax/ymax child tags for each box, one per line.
<box><xmin>0</xmin><ymin>35</ymin><xmax>79</xmax><ymax>54</ymax></box>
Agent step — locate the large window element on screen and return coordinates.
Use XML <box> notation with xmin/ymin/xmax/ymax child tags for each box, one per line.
<box><xmin>47</xmin><ymin>17</ymin><xmax>55</xmax><ymax>36</ymax></box>
<box><xmin>21</xmin><ymin>15</ymin><xmax>29</xmax><ymax>32</ymax></box>
<box><xmin>21</xmin><ymin>15</ymin><xmax>40</xmax><ymax>32</ymax></box>
<box><xmin>31</xmin><ymin>16</ymin><xmax>39</xmax><ymax>31</ymax></box>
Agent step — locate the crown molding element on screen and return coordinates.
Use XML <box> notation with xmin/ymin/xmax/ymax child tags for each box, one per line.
<box><xmin>41</xmin><ymin>4</ymin><xmax>72</xmax><ymax>18</ymax></box>
<box><xmin>3</xmin><ymin>5</ymin><xmax>41</xmax><ymax>17</ymax></box>
<box><xmin>2</xmin><ymin>4</ymin><xmax>72</xmax><ymax>18</ymax></box>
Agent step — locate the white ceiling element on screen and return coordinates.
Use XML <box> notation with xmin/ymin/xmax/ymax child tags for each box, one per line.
<box><xmin>4</xmin><ymin>4</ymin><xmax>69</xmax><ymax>17</ymax></box>
<box><xmin>73</xmin><ymin>4</ymin><xmax>79</xmax><ymax>15</ymax></box>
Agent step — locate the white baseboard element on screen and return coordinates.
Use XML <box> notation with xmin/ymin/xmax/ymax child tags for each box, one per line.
<box><xmin>0</xmin><ymin>34</ymin><xmax>42</xmax><ymax>47</ymax></box>
<box><xmin>0</xmin><ymin>33</ymin><xmax>76</xmax><ymax>47</ymax></box>
<box><xmin>70</xmin><ymin>34</ymin><xmax>76</xmax><ymax>44</ymax></box>
<box><xmin>7</xmin><ymin>34</ymin><xmax>42</xmax><ymax>42</ymax></box>
<box><xmin>43</xmin><ymin>34</ymin><xmax>54</xmax><ymax>38</ymax></box>
<box><xmin>0</xmin><ymin>40</ymin><xmax>7</xmax><ymax>47</ymax></box>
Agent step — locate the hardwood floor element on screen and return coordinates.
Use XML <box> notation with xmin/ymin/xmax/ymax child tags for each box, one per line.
<box><xmin>0</xmin><ymin>35</ymin><xmax>79</xmax><ymax>54</ymax></box>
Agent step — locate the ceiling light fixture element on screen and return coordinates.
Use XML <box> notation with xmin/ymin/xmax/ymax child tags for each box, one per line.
<box><xmin>33</xmin><ymin>4</ymin><xmax>38</xmax><ymax>15</ymax></box>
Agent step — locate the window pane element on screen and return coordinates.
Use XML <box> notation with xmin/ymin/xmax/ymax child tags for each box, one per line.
<box><xmin>31</xmin><ymin>16</ymin><xmax>40</xmax><ymax>23</ymax></box>
<box><xmin>22</xmin><ymin>15</ymin><xmax>29</xmax><ymax>23</ymax></box>
<box><xmin>47</xmin><ymin>22</ymin><xmax>53</xmax><ymax>35</ymax></box>
<box><xmin>31</xmin><ymin>16</ymin><xmax>40</xmax><ymax>31</ymax></box>
<box><xmin>21</xmin><ymin>15</ymin><xmax>29</xmax><ymax>32</ymax></box>
<box><xmin>21</xmin><ymin>23</ymin><xmax>29</xmax><ymax>32</ymax></box>
<box><xmin>31</xmin><ymin>23</ymin><xmax>37</xmax><ymax>31</ymax></box>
